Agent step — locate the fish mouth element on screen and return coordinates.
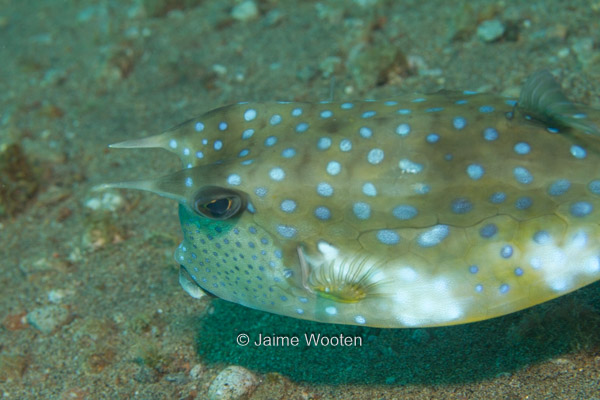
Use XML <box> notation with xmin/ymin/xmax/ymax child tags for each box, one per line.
<box><xmin>178</xmin><ymin>264</ymin><xmax>210</xmax><ymax>299</ymax></box>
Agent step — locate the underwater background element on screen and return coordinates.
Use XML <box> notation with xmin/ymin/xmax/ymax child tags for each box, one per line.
<box><xmin>1</xmin><ymin>0</ymin><xmax>600</xmax><ymax>398</ymax></box>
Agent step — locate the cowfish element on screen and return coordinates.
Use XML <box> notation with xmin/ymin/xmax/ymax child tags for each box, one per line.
<box><xmin>100</xmin><ymin>71</ymin><xmax>600</xmax><ymax>328</ymax></box>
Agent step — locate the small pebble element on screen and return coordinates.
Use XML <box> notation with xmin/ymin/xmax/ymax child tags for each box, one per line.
<box><xmin>2</xmin><ymin>312</ymin><xmax>28</xmax><ymax>331</ymax></box>
<box><xmin>231</xmin><ymin>1</ymin><xmax>259</xmax><ymax>22</ymax></box>
<box><xmin>134</xmin><ymin>364</ymin><xmax>159</xmax><ymax>383</ymax></box>
<box><xmin>207</xmin><ymin>365</ymin><xmax>259</xmax><ymax>400</ymax></box>
<box><xmin>477</xmin><ymin>19</ymin><xmax>506</xmax><ymax>42</ymax></box>
<box><xmin>557</xmin><ymin>47</ymin><xmax>570</xmax><ymax>58</ymax></box>
<box><xmin>26</xmin><ymin>305</ymin><xmax>70</xmax><ymax>333</ymax></box>
<box><xmin>164</xmin><ymin>372</ymin><xmax>188</xmax><ymax>384</ymax></box>
<box><xmin>48</xmin><ymin>288</ymin><xmax>72</xmax><ymax>304</ymax></box>
<box><xmin>551</xmin><ymin>357</ymin><xmax>574</xmax><ymax>367</ymax></box>
<box><xmin>85</xmin><ymin>191</ymin><xmax>124</xmax><ymax>212</ymax></box>
<box><xmin>571</xmin><ymin>37</ymin><xmax>597</xmax><ymax>65</ymax></box>
<box><xmin>262</xmin><ymin>9</ymin><xmax>283</xmax><ymax>27</ymax></box>
<box><xmin>190</xmin><ymin>363</ymin><xmax>205</xmax><ymax>379</ymax></box>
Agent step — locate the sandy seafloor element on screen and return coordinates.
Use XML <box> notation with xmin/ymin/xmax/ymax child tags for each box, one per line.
<box><xmin>1</xmin><ymin>0</ymin><xmax>600</xmax><ymax>398</ymax></box>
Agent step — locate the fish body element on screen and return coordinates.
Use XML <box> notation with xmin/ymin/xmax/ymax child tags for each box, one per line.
<box><xmin>104</xmin><ymin>71</ymin><xmax>600</xmax><ymax>327</ymax></box>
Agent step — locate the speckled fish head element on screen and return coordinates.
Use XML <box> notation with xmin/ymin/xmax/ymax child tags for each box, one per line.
<box><xmin>103</xmin><ymin>71</ymin><xmax>600</xmax><ymax>328</ymax></box>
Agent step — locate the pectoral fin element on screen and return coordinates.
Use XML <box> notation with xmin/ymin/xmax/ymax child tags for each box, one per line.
<box><xmin>517</xmin><ymin>70</ymin><xmax>600</xmax><ymax>136</ymax></box>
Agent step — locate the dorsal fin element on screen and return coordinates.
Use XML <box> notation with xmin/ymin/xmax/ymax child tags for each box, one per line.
<box><xmin>516</xmin><ymin>70</ymin><xmax>599</xmax><ymax>136</ymax></box>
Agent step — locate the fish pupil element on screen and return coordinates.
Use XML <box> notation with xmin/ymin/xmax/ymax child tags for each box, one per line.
<box><xmin>205</xmin><ymin>198</ymin><xmax>232</xmax><ymax>217</ymax></box>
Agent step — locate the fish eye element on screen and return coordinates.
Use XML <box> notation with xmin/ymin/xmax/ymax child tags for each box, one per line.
<box><xmin>192</xmin><ymin>186</ymin><xmax>245</xmax><ymax>220</ymax></box>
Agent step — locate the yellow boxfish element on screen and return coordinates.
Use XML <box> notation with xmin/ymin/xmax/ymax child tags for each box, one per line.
<box><xmin>100</xmin><ymin>71</ymin><xmax>600</xmax><ymax>328</ymax></box>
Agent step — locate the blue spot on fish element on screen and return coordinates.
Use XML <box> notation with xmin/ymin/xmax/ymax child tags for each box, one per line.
<box><xmin>589</xmin><ymin>180</ymin><xmax>600</xmax><ymax>194</ymax></box>
<box><xmin>393</xmin><ymin>205</ymin><xmax>418</xmax><ymax>220</ymax></box>
<box><xmin>377</xmin><ymin>230</ymin><xmax>400</xmax><ymax>245</ymax></box>
<box><xmin>426</xmin><ymin>133</ymin><xmax>440</xmax><ymax>143</ymax></box>
<box><xmin>513</xmin><ymin>166</ymin><xmax>533</xmax><ymax>184</ymax></box>
<box><xmin>452</xmin><ymin>198</ymin><xmax>473</xmax><ymax>214</ymax></box>
<box><xmin>483</xmin><ymin>127</ymin><xmax>498</xmax><ymax>141</ymax></box>
<box><xmin>453</xmin><ymin>116</ymin><xmax>467</xmax><ymax>130</ymax></box>
<box><xmin>549</xmin><ymin>179</ymin><xmax>571</xmax><ymax>196</ymax></box>
<box><xmin>515</xmin><ymin>196</ymin><xmax>533</xmax><ymax>210</ymax></box>
<box><xmin>570</xmin><ymin>201</ymin><xmax>593</xmax><ymax>217</ymax></box>
<box><xmin>479</xmin><ymin>223</ymin><xmax>497</xmax><ymax>238</ymax></box>
<box><xmin>500</xmin><ymin>245</ymin><xmax>513</xmax><ymax>259</ymax></box>
<box><xmin>514</xmin><ymin>142</ymin><xmax>531</xmax><ymax>155</ymax></box>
